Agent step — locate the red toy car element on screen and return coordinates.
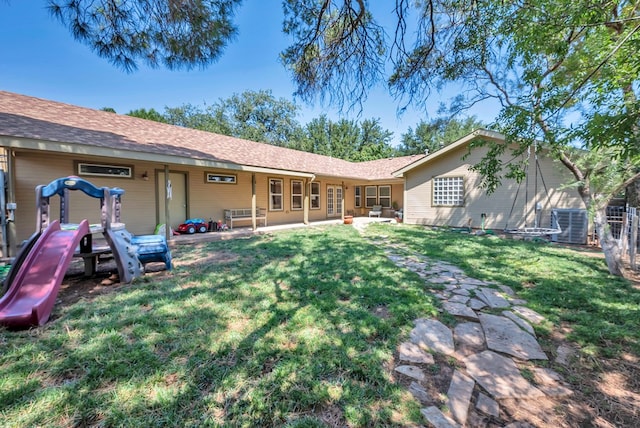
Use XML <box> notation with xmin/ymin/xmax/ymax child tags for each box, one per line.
<box><xmin>177</xmin><ymin>219</ymin><xmax>208</xmax><ymax>234</ymax></box>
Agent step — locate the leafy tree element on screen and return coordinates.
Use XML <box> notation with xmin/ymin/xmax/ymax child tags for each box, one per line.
<box><xmin>399</xmin><ymin>116</ymin><xmax>485</xmax><ymax>155</ymax></box>
<box><xmin>127</xmin><ymin>108</ymin><xmax>168</xmax><ymax>123</ymax></box>
<box><xmin>280</xmin><ymin>0</ymin><xmax>640</xmax><ymax>277</ymax></box>
<box><xmin>296</xmin><ymin>115</ymin><xmax>396</xmax><ymax>161</ymax></box>
<box><xmin>212</xmin><ymin>90</ymin><xmax>303</xmax><ymax>147</ymax></box>
<box><xmin>129</xmin><ymin>90</ymin><xmax>302</xmax><ymax>147</ymax></box>
<box><xmin>48</xmin><ymin>0</ymin><xmax>242</xmax><ymax>71</ymax></box>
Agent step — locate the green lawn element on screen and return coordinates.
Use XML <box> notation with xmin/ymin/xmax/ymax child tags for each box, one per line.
<box><xmin>1</xmin><ymin>224</ymin><xmax>638</xmax><ymax>427</ymax></box>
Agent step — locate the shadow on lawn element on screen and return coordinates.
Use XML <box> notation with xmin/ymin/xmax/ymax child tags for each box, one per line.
<box><xmin>1</xmin><ymin>225</ymin><xmax>435</xmax><ymax>427</ymax></box>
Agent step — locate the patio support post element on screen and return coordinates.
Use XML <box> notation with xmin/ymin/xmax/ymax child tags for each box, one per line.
<box><xmin>7</xmin><ymin>149</ymin><xmax>16</xmax><ymax>257</ymax></box>
<box><xmin>304</xmin><ymin>178</ymin><xmax>310</xmax><ymax>225</ymax></box>
<box><xmin>251</xmin><ymin>173</ymin><xmax>257</xmax><ymax>230</ymax></box>
<box><xmin>164</xmin><ymin>164</ymin><xmax>171</xmax><ymax>242</ymax></box>
<box><xmin>341</xmin><ymin>181</ymin><xmax>345</xmax><ymax>220</ymax></box>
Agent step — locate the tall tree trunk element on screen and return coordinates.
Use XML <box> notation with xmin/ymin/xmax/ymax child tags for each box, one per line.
<box><xmin>593</xmin><ymin>206</ymin><xmax>624</xmax><ymax>276</ymax></box>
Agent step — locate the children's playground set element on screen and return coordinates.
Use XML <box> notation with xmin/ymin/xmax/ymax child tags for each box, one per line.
<box><xmin>0</xmin><ymin>176</ymin><xmax>171</xmax><ymax>328</ymax></box>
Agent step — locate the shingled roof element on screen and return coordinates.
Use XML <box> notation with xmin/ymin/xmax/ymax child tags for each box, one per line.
<box><xmin>0</xmin><ymin>91</ymin><xmax>423</xmax><ymax>180</ymax></box>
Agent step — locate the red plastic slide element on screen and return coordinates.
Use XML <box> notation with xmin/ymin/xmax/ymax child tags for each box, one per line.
<box><xmin>0</xmin><ymin>219</ymin><xmax>89</xmax><ymax>327</ymax></box>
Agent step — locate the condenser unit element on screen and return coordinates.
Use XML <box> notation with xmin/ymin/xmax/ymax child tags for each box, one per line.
<box><xmin>551</xmin><ymin>209</ymin><xmax>588</xmax><ymax>245</ymax></box>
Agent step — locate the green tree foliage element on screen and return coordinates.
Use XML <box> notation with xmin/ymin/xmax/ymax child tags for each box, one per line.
<box><xmin>127</xmin><ymin>108</ymin><xmax>168</xmax><ymax>123</ymax></box>
<box><xmin>48</xmin><ymin>0</ymin><xmax>242</xmax><ymax>71</ymax></box>
<box><xmin>280</xmin><ymin>0</ymin><xmax>640</xmax><ymax>276</ymax></box>
<box><xmin>213</xmin><ymin>90</ymin><xmax>303</xmax><ymax>146</ymax></box>
<box><xmin>399</xmin><ymin>116</ymin><xmax>485</xmax><ymax>155</ymax></box>
<box><xmin>293</xmin><ymin>115</ymin><xmax>396</xmax><ymax>161</ymax></box>
<box><xmin>150</xmin><ymin>90</ymin><xmax>302</xmax><ymax>147</ymax></box>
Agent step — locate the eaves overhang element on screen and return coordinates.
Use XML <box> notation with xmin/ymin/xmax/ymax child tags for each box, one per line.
<box><xmin>0</xmin><ymin>136</ymin><xmax>315</xmax><ymax>178</ymax></box>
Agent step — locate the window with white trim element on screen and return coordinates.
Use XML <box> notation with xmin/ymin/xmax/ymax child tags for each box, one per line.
<box><xmin>310</xmin><ymin>182</ymin><xmax>320</xmax><ymax>209</ymax></box>
<box><xmin>433</xmin><ymin>176</ymin><xmax>464</xmax><ymax>206</ymax></box>
<box><xmin>291</xmin><ymin>180</ymin><xmax>303</xmax><ymax>210</ymax></box>
<box><xmin>354</xmin><ymin>186</ymin><xmax>362</xmax><ymax>208</ymax></box>
<box><xmin>365</xmin><ymin>186</ymin><xmax>377</xmax><ymax>207</ymax></box>
<box><xmin>379</xmin><ymin>185</ymin><xmax>391</xmax><ymax>208</ymax></box>
<box><xmin>269</xmin><ymin>178</ymin><xmax>283</xmax><ymax>211</ymax></box>
<box><xmin>77</xmin><ymin>162</ymin><xmax>132</xmax><ymax>178</ymax></box>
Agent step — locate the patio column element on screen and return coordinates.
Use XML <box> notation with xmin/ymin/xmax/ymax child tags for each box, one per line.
<box><xmin>164</xmin><ymin>164</ymin><xmax>171</xmax><ymax>242</ymax></box>
<box><xmin>304</xmin><ymin>178</ymin><xmax>310</xmax><ymax>225</ymax></box>
<box><xmin>251</xmin><ymin>173</ymin><xmax>257</xmax><ymax>230</ymax></box>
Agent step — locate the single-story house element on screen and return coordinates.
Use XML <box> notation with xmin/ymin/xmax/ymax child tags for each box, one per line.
<box><xmin>0</xmin><ymin>91</ymin><xmax>422</xmax><ymax>257</ymax></box>
<box><xmin>393</xmin><ymin>129</ymin><xmax>586</xmax><ymax>235</ymax></box>
<box><xmin>0</xmin><ymin>92</ymin><xmax>587</xmax><ymax>258</ymax></box>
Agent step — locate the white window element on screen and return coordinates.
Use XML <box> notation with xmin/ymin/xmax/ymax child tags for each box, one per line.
<box><xmin>379</xmin><ymin>185</ymin><xmax>391</xmax><ymax>208</ymax></box>
<box><xmin>310</xmin><ymin>182</ymin><xmax>320</xmax><ymax>209</ymax></box>
<box><xmin>365</xmin><ymin>186</ymin><xmax>377</xmax><ymax>208</ymax></box>
<box><xmin>354</xmin><ymin>186</ymin><xmax>362</xmax><ymax>208</ymax></box>
<box><xmin>269</xmin><ymin>178</ymin><xmax>283</xmax><ymax>211</ymax></box>
<box><xmin>206</xmin><ymin>173</ymin><xmax>236</xmax><ymax>184</ymax></box>
<box><xmin>433</xmin><ymin>176</ymin><xmax>464</xmax><ymax>206</ymax></box>
<box><xmin>291</xmin><ymin>180</ymin><xmax>303</xmax><ymax>210</ymax></box>
<box><xmin>77</xmin><ymin>162</ymin><xmax>132</xmax><ymax>178</ymax></box>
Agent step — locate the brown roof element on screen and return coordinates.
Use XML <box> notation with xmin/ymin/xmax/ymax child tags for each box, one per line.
<box><xmin>0</xmin><ymin>91</ymin><xmax>423</xmax><ymax>180</ymax></box>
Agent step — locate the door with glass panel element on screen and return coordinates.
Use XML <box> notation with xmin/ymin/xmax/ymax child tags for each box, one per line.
<box><xmin>327</xmin><ymin>185</ymin><xmax>343</xmax><ymax>217</ymax></box>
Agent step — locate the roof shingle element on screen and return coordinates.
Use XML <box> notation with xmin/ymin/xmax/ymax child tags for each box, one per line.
<box><xmin>0</xmin><ymin>91</ymin><xmax>423</xmax><ymax>180</ymax></box>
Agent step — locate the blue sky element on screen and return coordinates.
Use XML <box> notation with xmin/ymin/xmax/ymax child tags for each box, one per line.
<box><xmin>0</xmin><ymin>2</ymin><xmax>498</xmax><ymax>146</ymax></box>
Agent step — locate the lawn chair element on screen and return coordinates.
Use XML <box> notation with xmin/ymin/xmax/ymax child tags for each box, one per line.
<box><xmin>369</xmin><ymin>205</ymin><xmax>382</xmax><ymax>217</ymax></box>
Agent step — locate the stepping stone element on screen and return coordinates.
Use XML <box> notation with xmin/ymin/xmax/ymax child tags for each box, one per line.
<box><xmin>446</xmin><ymin>370</ymin><xmax>475</xmax><ymax>425</ymax></box>
<box><xmin>497</xmin><ymin>284</ymin><xmax>515</xmax><ymax>296</ymax></box>
<box><xmin>502</xmin><ymin>310</ymin><xmax>536</xmax><ymax>336</ymax></box>
<box><xmin>458</xmin><ymin>277</ymin><xmax>487</xmax><ymax>286</ymax></box>
<box><xmin>410</xmin><ymin>318</ymin><xmax>455</xmax><ymax>356</ymax></box>
<box><xmin>453</xmin><ymin>322</ymin><xmax>485</xmax><ymax>356</ymax></box>
<box><xmin>478</xmin><ymin>313</ymin><xmax>548</xmax><ymax>360</ymax></box>
<box><xmin>430</xmin><ymin>277</ymin><xmax>458</xmax><ymax>284</ymax></box>
<box><xmin>451</xmin><ymin>288</ymin><xmax>470</xmax><ymax>296</ymax></box>
<box><xmin>477</xmin><ymin>287</ymin><xmax>511</xmax><ymax>308</ymax></box>
<box><xmin>398</xmin><ymin>342</ymin><xmax>435</xmax><ymax>364</ymax></box>
<box><xmin>443</xmin><ymin>302</ymin><xmax>478</xmax><ymax>320</ymax></box>
<box><xmin>448</xmin><ymin>294</ymin><xmax>470</xmax><ymax>304</ymax></box>
<box><xmin>468</xmin><ymin>298</ymin><xmax>487</xmax><ymax>310</ymax></box>
<box><xmin>512</xmin><ymin>306</ymin><xmax>545</xmax><ymax>324</ymax></box>
<box><xmin>464</xmin><ymin>351</ymin><xmax>545</xmax><ymax>400</ymax></box>
<box><xmin>532</xmin><ymin>368</ymin><xmax>574</xmax><ymax>397</ymax></box>
<box><xmin>421</xmin><ymin>406</ymin><xmax>460</xmax><ymax>428</ymax></box>
<box><xmin>555</xmin><ymin>345</ymin><xmax>575</xmax><ymax>365</ymax></box>
<box><xmin>459</xmin><ymin>283</ymin><xmax>479</xmax><ymax>291</ymax></box>
<box><xmin>508</xmin><ymin>298</ymin><xmax>528</xmax><ymax>305</ymax></box>
<box><xmin>395</xmin><ymin>365</ymin><xmax>426</xmax><ymax>381</ymax></box>
<box><xmin>409</xmin><ymin>381</ymin><xmax>431</xmax><ymax>403</ymax></box>
<box><xmin>475</xmin><ymin>392</ymin><xmax>500</xmax><ymax>417</ymax></box>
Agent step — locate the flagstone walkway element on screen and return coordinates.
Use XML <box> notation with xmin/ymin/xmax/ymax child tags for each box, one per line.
<box><xmin>368</xmin><ymin>235</ymin><xmax>575</xmax><ymax>427</ymax></box>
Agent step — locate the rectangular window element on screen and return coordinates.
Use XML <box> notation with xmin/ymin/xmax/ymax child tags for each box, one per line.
<box><xmin>379</xmin><ymin>185</ymin><xmax>391</xmax><ymax>208</ymax></box>
<box><xmin>310</xmin><ymin>182</ymin><xmax>320</xmax><ymax>209</ymax></box>
<box><xmin>76</xmin><ymin>162</ymin><xmax>132</xmax><ymax>178</ymax></box>
<box><xmin>205</xmin><ymin>172</ymin><xmax>237</xmax><ymax>184</ymax></box>
<box><xmin>291</xmin><ymin>180</ymin><xmax>303</xmax><ymax>210</ymax></box>
<box><xmin>354</xmin><ymin>186</ymin><xmax>362</xmax><ymax>208</ymax></box>
<box><xmin>269</xmin><ymin>178</ymin><xmax>283</xmax><ymax>211</ymax></box>
<box><xmin>365</xmin><ymin>186</ymin><xmax>377</xmax><ymax>208</ymax></box>
<box><xmin>433</xmin><ymin>176</ymin><xmax>464</xmax><ymax>206</ymax></box>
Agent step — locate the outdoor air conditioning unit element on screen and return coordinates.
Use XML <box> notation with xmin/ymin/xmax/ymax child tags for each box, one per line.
<box><xmin>551</xmin><ymin>209</ymin><xmax>588</xmax><ymax>245</ymax></box>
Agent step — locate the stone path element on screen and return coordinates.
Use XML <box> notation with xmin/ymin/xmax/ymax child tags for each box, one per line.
<box><xmin>372</xmin><ymin>238</ymin><xmax>575</xmax><ymax>427</ymax></box>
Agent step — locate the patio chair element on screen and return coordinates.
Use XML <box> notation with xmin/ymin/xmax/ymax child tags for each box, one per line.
<box><xmin>369</xmin><ymin>205</ymin><xmax>382</xmax><ymax>217</ymax></box>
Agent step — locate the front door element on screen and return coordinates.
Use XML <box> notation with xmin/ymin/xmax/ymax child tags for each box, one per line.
<box><xmin>157</xmin><ymin>171</ymin><xmax>187</xmax><ymax>229</ymax></box>
<box><xmin>327</xmin><ymin>185</ymin><xmax>343</xmax><ymax>218</ymax></box>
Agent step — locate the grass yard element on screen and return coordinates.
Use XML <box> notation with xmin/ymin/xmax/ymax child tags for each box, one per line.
<box><xmin>1</xmin><ymin>226</ymin><xmax>435</xmax><ymax>427</ymax></box>
<box><xmin>1</xmin><ymin>223</ymin><xmax>639</xmax><ymax>427</ymax></box>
